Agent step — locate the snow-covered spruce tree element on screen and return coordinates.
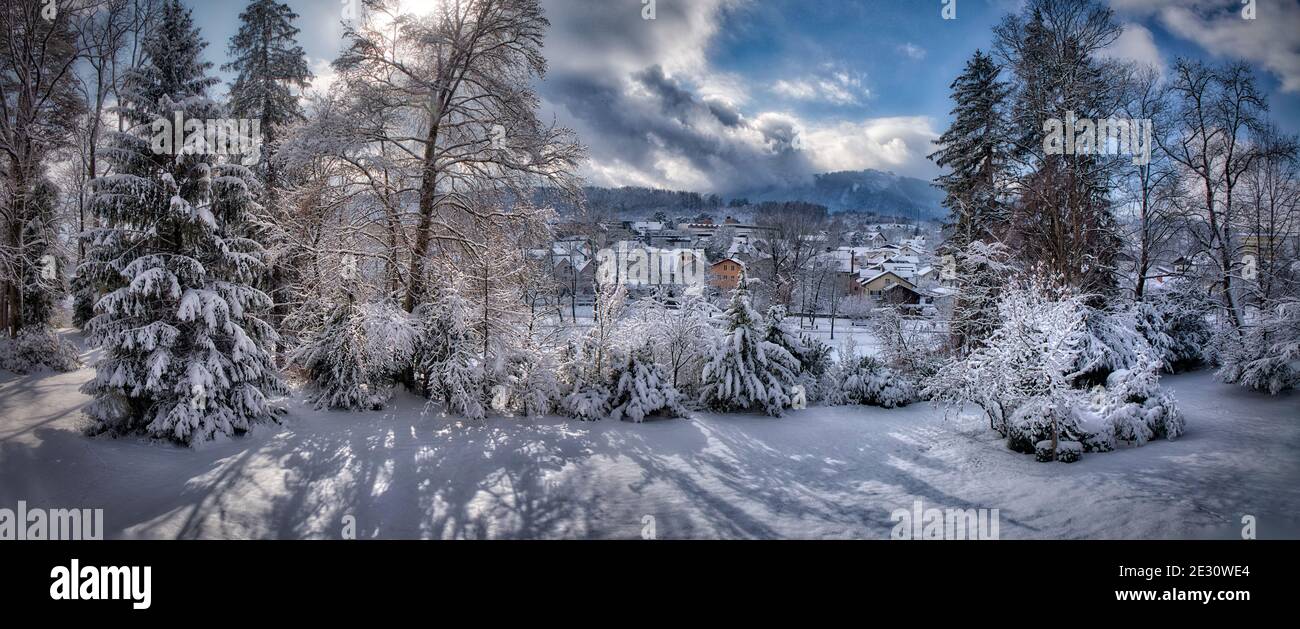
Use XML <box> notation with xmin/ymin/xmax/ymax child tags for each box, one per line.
<box><xmin>1217</xmin><ymin>298</ymin><xmax>1300</xmax><ymax>394</ymax></box>
<box><xmin>411</xmin><ymin>286</ymin><xmax>485</xmax><ymax>419</ymax></box>
<box><xmin>763</xmin><ymin>304</ymin><xmax>806</xmax><ymax>369</ymax></box>
<box><xmin>294</xmin><ymin>299</ymin><xmax>382</xmax><ymax>410</ymax></box>
<box><xmin>928</xmin><ymin>49</ymin><xmax>1012</xmax><ymax>250</ymax></box>
<box><xmin>608</xmin><ymin>341</ymin><xmax>687</xmax><ymax>423</ymax></box>
<box><xmin>294</xmin><ymin>297</ymin><xmax>417</xmax><ymax>411</ymax></box>
<box><xmin>699</xmin><ymin>278</ymin><xmax>799</xmax><ymax>416</ymax></box>
<box><xmin>80</xmin><ymin>0</ymin><xmax>284</xmax><ymax>444</ymax></box>
<box><xmin>222</xmin><ymin>0</ymin><xmax>313</xmax><ymax>351</ymax></box>
<box><xmin>764</xmin><ymin>303</ymin><xmax>820</xmax><ymax>402</ymax></box>
<box><xmin>1093</xmin><ymin>353</ymin><xmax>1184</xmax><ymax>447</ymax></box>
<box><xmin>1134</xmin><ymin>279</ymin><xmax>1214</xmax><ymax>372</ymax></box>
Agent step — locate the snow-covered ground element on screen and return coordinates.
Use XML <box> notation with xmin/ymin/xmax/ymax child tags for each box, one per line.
<box><xmin>1</xmin><ymin>333</ymin><xmax>1297</xmax><ymax>539</ymax></box>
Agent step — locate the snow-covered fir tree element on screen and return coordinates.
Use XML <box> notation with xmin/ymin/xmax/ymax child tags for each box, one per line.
<box><xmin>928</xmin><ymin>49</ymin><xmax>1012</xmax><ymax>249</ymax></box>
<box><xmin>763</xmin><ymin>304</ymin><xmax>807</xmax><ymax>372</ymax></box>
<box><xmin>222</xmin><ymin>0</ymin><xmax>312</xmax><ymax>349</ymax></box>
<box><xmin>608</xmin><ymin>340</ymin><xmax>687</xmax><ymax>423</ymax></box>
<box><xmin>412</xmin><ymin>286</ymin><xmax>486</xmax><ymax>419</ymax></box>
<box><xmin>699</xmin><ymin>278</ymin><xmax>800</xmax><ymax>416</ymax></box>
<box><xmin>293</xmin><ymin>298</ymin><xmax>387</xmax><ymax>411</ymax></box>
<box><xmin>1217</xmin><ymin>297</ymin><xmax>1300</xmax><ymax>394</ymax></box>
<box><xmin>948</xmin><ymin>240</ymin><xmax>1015</xmax><ymax>355</ymax></box>
<box><xmin>1134</xmin><ymin>278</ymin><xmax>1214</xmax><ymax>372</ymax></box>
<box><xmin>79</xmin><ymin>0</ymin><xmax>284</xmax><ymax>445</ymax></box>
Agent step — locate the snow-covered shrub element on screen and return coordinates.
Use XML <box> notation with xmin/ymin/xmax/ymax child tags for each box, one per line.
<box><xmin>1135</xmin><ymin>279</ymin><xmax>1213</xmax><ymax>371</ymax></box>
<box><xmin>1004</xmin><ymin>394</ymin><xmax>1098</xmax><ymax>454</ymax></box>
<box><xmin>1217</xmin><ymin>298</ymin><xmax>1300</xmax><ymax>394</ymax></box>
<box><xmin>838</xmin><ymin>355</ymin><xmax>914</xmax><ymax>408</ymax></box>
<box><xmin>411</xmin><ymin>290</ymin><xmax>486</xmax><ymax>418</ymax></box>
<box><xmin>557</xmin><ymin>340</ymin><xmax>611</xmax><ymax>421</ymax></box>
<box><xmin>699</xmin><ymin>279</ymin><xmax>800</xmax><ymax>416</ymax></box>
<box><xmin>931</xmin><ymin>277</ymin><xmax>1186</xmax><ymax>461</ymax></box>
<box><xmin>927</xmin><ymin>278</ymin><xmax>1085</xmax><ymax>440</ymax></box>
<box><xmin>608</xmin><ymin>341</ymin><xmax>687</xmax><ymax>422</ymax></box>
<box><xmin>873</xmin><ymin>307</ymin><xmax>943</xmax><ymax>386</ymax></box>
<box><xmin>1094</xmin><ymin>354</ymin><xmax>1184</xmax><ymax>446</ymax></box>
<box><xmin>1071</xmin><ymin>304</ymin><xmax>1151</xmax><ymax>386</ymax></box>
<box><xmin>293</xmin><ymin>300</ymin><xmax>415</xmax><ymax>411</ymax></box>
<box><xmin>1036</xmin><ymin>440</ymin><xmax>1082</xmax><ymax>463</ymax></box>
<box><xmin>0</xmin><ymin>326</ymin><xmax>81</xmax><ymax>374</ymax></box>
<box><xmin>509</xmin><ymin>349</ymin><xmax>560</xmax><ymax>417</ymax></box>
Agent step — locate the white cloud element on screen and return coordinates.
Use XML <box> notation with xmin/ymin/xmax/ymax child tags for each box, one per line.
<box><xmin>1099</xmin><ymin>23</ymin><xmax>1166</xmax><ymax>74</ymax></box>
<box><xmin>771</xmin><ymin>66</ymin><xmax>870</xmax><ymax>105</ymax></box>
<box><xmin>305</xmin><ymin>58</ymin><xmax>338</xmax><ymax>97</ymax></box>
<box><xmin>1160</xmin><ymin>2</ymin><xmax>1300</xmax><ymax>92</ymax></box>
<box><xmin>1108</xmin><ymin>0</ymin><xmax>1300</xmax><ymax>92</ymax></box>
<box><xmin>897</xmin><ymin>43</ymin><xmax>927</xmax><ymax>61</ymax></box>
<box><xmin>801</xmin><ymin>116</ymin><xmax>940</xmax><ymax>179</ymax></box>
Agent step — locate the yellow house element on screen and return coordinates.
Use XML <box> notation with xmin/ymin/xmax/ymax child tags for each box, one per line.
<box><xmin>709</xmin><ymin>258</ymin><xmax>745</xmax><ymax>291</ymax></box>
<box><xmin>857</xmin><ymin>270</ymin><xmax>915</xmax><ymax>297</ymax></box>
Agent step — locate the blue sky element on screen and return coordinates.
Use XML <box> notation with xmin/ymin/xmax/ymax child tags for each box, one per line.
<box><xmin>185</xmin><ymin>0</ymin><xmax>1300</xmax><ymax>193</ymax></box>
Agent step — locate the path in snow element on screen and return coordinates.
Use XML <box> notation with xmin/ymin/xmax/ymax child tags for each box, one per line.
<box><xmin>1</xmin><ymin>336</ymin><xmax>1297</xmax><ymax>539</ymax></box>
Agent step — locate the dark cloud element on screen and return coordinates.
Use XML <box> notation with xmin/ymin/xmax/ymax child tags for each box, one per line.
<box><xmin>544</xmin><ymin>65</ymin><xmax>815</xmax><ymax>193</ymax></box>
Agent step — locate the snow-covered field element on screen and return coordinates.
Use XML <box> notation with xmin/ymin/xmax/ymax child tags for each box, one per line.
<box><xmin>2</xmin><ymin>333</ymin><xmax>1297</xmax><ymax>540</ymax></box>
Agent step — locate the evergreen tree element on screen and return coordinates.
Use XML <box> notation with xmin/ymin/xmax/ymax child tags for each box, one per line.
<box><xmin>699</xmin><ymin>279</ymin><xmax>800</xmax><ymax>416</ymax></box>
<box><xmin>80</xmin><ymin>0</ymin><xmax>284</xmax><ymax>445</ymax></box>
<box><xmin>995</xmin><ymin>1</ymin><xmax>1126</xmax><ymax>296</ymax></box>
<box><xmin>942</xmin><ymin>240</ymin><xmax>1017</xmax><ymax>355</ymax></box>
<box><xmin>413</xmin><ymin>287</ymin><xmax>485</xmax><ymax>419</ymax></box>
<box><xmin>1217</xmin><ymin>298</ymin><xmax>1300</xmax><ymax>395</ymax></box>
<box><xmin>223</xmin><ymin>0</ymin><xmax>312</xmax><ymax>351</ymax></box>
<box><xmin>928</xmin><ymin>50</ymin><xmax>1011</xmax><ymax>249</ymax></box>
<box><xmin>18</xmin><ymin>179</ymin><xmax>64</xmax><ymax>327</ymax></box>
<box><xmin>558</xmin><ymin>338</ymin><xmax>610</xmax><ymax>421</ymax></box>
<box><xmin>763</xmin><ymin>304</ymin><xmax>807</xmax><ymax>372</ymax></box>
<box><xmin>608</xmin><ymin>341</ymin><xmax>687</xmax><ymax>423</ymax></box>
<box><xmin>295</xmin><ymin>299</ymin><xmax>383</xmax><ymax>411</ymax></box>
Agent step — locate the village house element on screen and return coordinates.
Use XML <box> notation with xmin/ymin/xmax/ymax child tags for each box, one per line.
<box><xmin>709</xmin><ymin>257</ymin><xmax>746</xmax><ymax>291</ymax></box>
